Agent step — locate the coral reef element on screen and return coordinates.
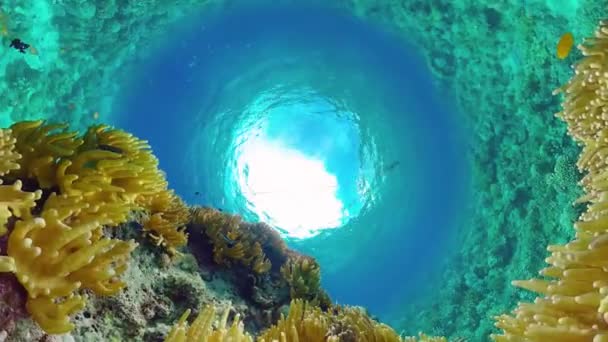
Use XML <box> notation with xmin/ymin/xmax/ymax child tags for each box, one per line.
<box><xmin>190</xmin><ymin>207</ymin><xmax>273</xmax><ymax>275</ymax></box>
<box><xmin>493</xmin><ymin>19</ymin><xmax>608</xmax><ymax>341</ymax></box>
<box><xmin>0</xmin><ymin>121</ymin><xmax>182</xmax><ymax>335</ymax></box>
<box><xmin>386</xmin><ymin>0</ymin><xmax>597</xmax><ymax>337</ymax></box>
<box><xmin>0</xmin><ymin>120</ymin><xmax>411</xmax><ymax>341</ymax></box>
<box><xmin>189</xmin><ymin>206</ymin><xmax>332</xmax><ymax>312</ymax></box>
<box><xmin>0</xmin><ymin>0</ymin><xmax>595</xmax><ymax>338</ymax></box>
<box><xmin>165</xmin><ymin>306</ymin><xmax>253</xmax><ymax>342</ymax></box>
<box><xmin>138</xmin><ymin>189</ymin><xmax>190</xmax><ymax>256</ymax></box>
<box><xmin>280</xmin><ymin>253</ymin><xmax>331</xmax><ymax>309</ymax></box>
<box><xmin>257</xmin><ymin>299</ymin><xmax>402</xmax><ymax>342</ymax></box>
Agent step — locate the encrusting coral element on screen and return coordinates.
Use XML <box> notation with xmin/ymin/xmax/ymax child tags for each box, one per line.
<box><xmin>0</xmin><ymin>121</ymin><xmax>183</xmax><ymax>334</ymax></box>
<box><xmin>165</xmin><ymin>305</ymin><xmax>253</xmax><ymax>342</ymax></box>
<box><xmin>493</xmin><ymin>20</ymin><xmax>608</xmax><ymax>341</ymax></box>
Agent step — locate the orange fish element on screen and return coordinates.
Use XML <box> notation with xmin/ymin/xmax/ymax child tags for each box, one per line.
<box><xmin>67</xmin><ymin>103</ymin><xmax>75</xmax><ymax>111</ymax></box>
<box><xmin>93</xmin><ymin>112</ymin><xmax>99</xmax><ymax>120</ymax></box>
<box><xmin>28</xmin><ymin>46</ymin><xmax>38</xmax><ymax>55</ymax></box>
<box><xmin>557</xmin><ymin>32</ymin><xmax>574</xmax><ymax>59</ymax></box>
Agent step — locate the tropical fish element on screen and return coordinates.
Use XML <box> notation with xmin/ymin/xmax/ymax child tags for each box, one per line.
<box><xmin>98</xmin><ymin>144</ymin><xmax>123</xmax><ymax>154</ymax></box>
<box><xmin>557</xmin><ymin>32</ymin><xmax>574</xmax><ymax>59</ymax></box>
<box><xmin>92</xmin><ymin>111</ymin><xmax>99</xmax><ymax>120</ymax></box>
<box><xmin>9</xmin><ymin>38</ymin><xmax>29</xmax><ymax>54</ymax></box>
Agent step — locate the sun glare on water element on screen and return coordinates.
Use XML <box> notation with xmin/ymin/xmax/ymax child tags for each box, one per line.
<box><xmin>237</xmin><ymin>138</ymin><xmax>345</xmax><ymax>238</ymax></box>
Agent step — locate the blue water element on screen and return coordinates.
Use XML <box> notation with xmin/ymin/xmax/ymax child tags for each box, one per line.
<box><xmin>115</xmin><ymin>1</ymin><xmax>471</xmax><ymax>319</ymax></box>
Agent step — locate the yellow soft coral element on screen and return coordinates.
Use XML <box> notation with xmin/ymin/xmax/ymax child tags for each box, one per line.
<box><xmin>280</xmin><ymin>254</ymin><xmax>329</xmax><ymax>307</ymax></box>
<box><xmin>7</xmin><ymin>121</ymin><xmax>82</xmax><ymax>188</ymax></box>
<box><xmin>78</xmin><ymin>124</ymin><xmax>168</xmax><ymax>198</ymax></box>
<box><xmin>58</xmin><ymin>125</ymin><xmax>167</xmax><ymax>201</ymax></box>
<box><xmin>165</xmin><ymin>305</ymin><xmax>253</xmax><ymax>342</ymax></box>
<box><xmin>2</xmin><ymin>203</ymin><xmax>137</xmax><ymax>333</ymax></box>
<box><xmin>258</xmin><ymin>299</ymin><xmax>403</xmax><ymax>342</ymax></box>
<box><xmin>0</xmin><ymin>128</ymin><xmax>21</xmax><ymax>176</ymax></box>
<box><xmin>0</xmin><ymin>121</ymin><xmax>179</xmax><ymax>334</ymax></box>
<box><xmin>493</xmin><ymin>20</ymin><xmax>608</xmax><ymax>341</ymax></box>
<box><xmin>139</xmin><ymin>189</ymin><xmax>189</xmax><ymax>255</ymax></box>
<box><xmin>0</xmin><ymin>180</ymin><xmax>41</xmax><ymax>236</ymax></box>
<box><xmin>190</xmin><ymin>207</ymin><xmax>271</xmax><ymax>274</ymax></box>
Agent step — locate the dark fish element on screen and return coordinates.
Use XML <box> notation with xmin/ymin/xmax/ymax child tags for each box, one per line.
<box><xmin>194</xmin><ymin>191</ymin><xmax>200</xmax><ymax>195</ymax></box>
<box><xmin>9</xmin><ymin>38</ymin><xmax>29</xmax><ymax>53</ymax></box>
<box><xmin>98</xmin><ymin>144</ymin><xmax>123</xmax><ymax>154</ymax></box>
<box><xmin>384</xmin><ymin>161</ymin><xmax>400</xmax><ymax>172</ymax></box>
<box><xmin>221</xmin><ymin>232</ymin><xmax>237</xmax><ymax>248</ymax></box>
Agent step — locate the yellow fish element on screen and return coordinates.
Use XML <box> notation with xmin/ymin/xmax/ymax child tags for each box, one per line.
<box><xmin>557</xmin><ymin>32</ymin><xmax>574</xmax><ymax>59</ymax></box>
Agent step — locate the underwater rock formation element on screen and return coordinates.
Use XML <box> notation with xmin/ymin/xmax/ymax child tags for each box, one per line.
<box><xmin>0</xmin><ymin>120</ymin><xmax>437</xmax><ymax>341</ymax></box>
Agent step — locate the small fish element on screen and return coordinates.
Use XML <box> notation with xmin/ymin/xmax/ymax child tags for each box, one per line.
<box><xmin>557</xmin><ymin>32</ymin><xmax>574</xmax><ymax>60</ymax></box>
<box><xmin>98</xmin><ymin>144</ymin><xmax>123</xmax><ymax>154</ymax></box>
<box><xmin>28</xmin><ymin>46</ymin><xmax>38</xmax><ymax>55</ymax></box>
<box><xmin>194</xmin><ymin>191</ymin><xmax>200</xmax><ymax>195</ymax></box>
<box><xmin>67</xmin><ymin>103</ymin><xmax>76</xmax><ymax>111</ymax></box>
<box><xmin>9</xmin><ymin>38</ymin><xmax>29</xmax><ymax>54</ymax></box>
<box><xmin>92</xmin><ymin>111</ymin><xmax>99</xmax><ymax>120</ymax></box>
<box><xmin>221</xmin><ymin>232</ymin><xmax>237</xmax><ymax>248</ymax></box>
<box><xmin>385</xmin><ymin>161</ymin><xmax>400</xmax><ymax>172</ymax></box>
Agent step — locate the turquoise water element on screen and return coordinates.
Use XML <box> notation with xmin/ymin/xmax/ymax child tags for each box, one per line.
<box><xmin>116</xmin><ymin>2</ymin><xmax>470</xmax><ymax>318</ymax></box>
<box><xmin>4</xmin><ymin>0</ymin><xmax>601</xmax><ymax>339</ymax></box>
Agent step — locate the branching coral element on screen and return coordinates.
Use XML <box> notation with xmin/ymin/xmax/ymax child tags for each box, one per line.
<box><xmin>280</xmin><ymin>254</ymin><xmax>330</xmax><ymax>308</ymax></box>
<box><xmin>190</xmin><ymin>207</ymin><xmax>272</xmax><ymax>274</ymax></box>
<box><xmin>165</xmin><ymin>305</ymin><xmax>253</xmax><ymax>342</ymax></box>
<box><xmin>493</xmin><ymin>20</ymin><xmax>608</xmax><ymax>341</ymax></box>
<box><xmin>257</xmin><ymin>299</ymin><xmax>403</xmax><ymax>342</ymax></box>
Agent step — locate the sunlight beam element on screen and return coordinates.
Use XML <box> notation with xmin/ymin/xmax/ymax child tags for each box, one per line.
<box><xmin>237</xmin><ymin>138</ymin><xmax>344</xmax><ymax>238</ymax></box>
